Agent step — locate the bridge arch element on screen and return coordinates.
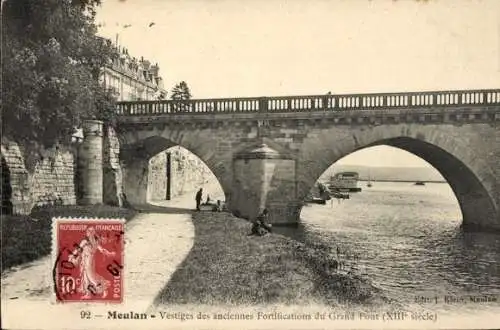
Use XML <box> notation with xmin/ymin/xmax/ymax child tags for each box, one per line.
<box><xmin>117</xmin><ymin>128</ymin><xmax>233</xmax><ymax>206</ymax></box>
<box><xmin>296</xmin><ymin>123</ymin><xmax>499</xmax><ymax>230</ymax></box>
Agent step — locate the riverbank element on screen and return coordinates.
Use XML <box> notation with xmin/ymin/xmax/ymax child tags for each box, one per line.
<box><xmin>1</xmin><ymin>205</ymin><xmax>137</xmax><ymax>272</ymax></box>
<box><xmin>154</xmin><ymin>210</ymin><xmax>390</xmax><ymax>308</ymax></box>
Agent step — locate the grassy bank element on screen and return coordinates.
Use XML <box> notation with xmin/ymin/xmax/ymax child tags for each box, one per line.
<box><xmin>154</xmin><ymin>211</ymin><xmax>390</xmax><ymax>307</ymax></box>
<box><xmin>1</xmin><ymin>205</ymin><xmax>137</xmax><ymax>271</ymax></box>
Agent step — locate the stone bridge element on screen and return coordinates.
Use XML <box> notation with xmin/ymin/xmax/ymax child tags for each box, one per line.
<box><xmin>80</xmin><ymin>89</ymin><xmax>500</xmax><ymax>230</ymax></box>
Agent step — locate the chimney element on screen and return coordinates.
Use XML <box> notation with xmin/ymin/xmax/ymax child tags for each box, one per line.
<box><xmin>142</xmin><ymin>59</ymin><xmax>151</xmax><ymax>70</ymax></box>
<box><xmin>149</xmin><ymin>64</ymin><xmax>159</xmax><ymax>77</ymax></box>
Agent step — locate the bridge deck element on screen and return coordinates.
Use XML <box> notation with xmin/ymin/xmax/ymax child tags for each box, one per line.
<box><xmin>116</xmin><ymin>89</ymin><xmax>500</xmax><ymax>116</ymax></box>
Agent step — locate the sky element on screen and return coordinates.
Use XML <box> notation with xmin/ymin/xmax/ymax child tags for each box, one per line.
<box><xmin>95</xmin><ymin>0</ymin><xmax>499</xmax><ymax>167</ymax></box>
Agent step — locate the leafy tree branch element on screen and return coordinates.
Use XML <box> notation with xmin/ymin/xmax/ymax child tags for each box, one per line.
<box><xmin>3</xmin><ymin>0</ymin><xmax>118</xmax><ymax>147</ymax></box>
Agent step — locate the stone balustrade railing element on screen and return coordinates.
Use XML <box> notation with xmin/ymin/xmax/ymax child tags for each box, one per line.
<box><xmin>116</xmin><ymin>89</ymin><xmax>500</xmax><ymax>116</ymax></box>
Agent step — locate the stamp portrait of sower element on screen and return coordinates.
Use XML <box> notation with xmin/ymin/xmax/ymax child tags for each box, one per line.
<box><xmin>68</xmin><ymin>226</ymin><xmax>116</xmax><ymax>299</ymax></box>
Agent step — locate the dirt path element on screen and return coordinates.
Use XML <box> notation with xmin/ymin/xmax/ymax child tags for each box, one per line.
<box><xmin>1</xmin><ymin>182</ymin><xmax>223</xmax><ymax>330</ymax></box>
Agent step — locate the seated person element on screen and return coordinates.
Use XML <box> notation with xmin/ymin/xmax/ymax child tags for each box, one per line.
<box><xmin>212</xmin><ymin>200</ymin><xmax>223</xmax><ymax>212</ymax></box>
<box><xmin>249</xmin><ymin>209</ymin><xmax>272</xmax><ymax>236</ymax></box>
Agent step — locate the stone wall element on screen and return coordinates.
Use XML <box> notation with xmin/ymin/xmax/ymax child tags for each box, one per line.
<box><xmin>148</xmin><ymin>152</ymin><xmax>167</xmax><ymax>201</ymax></box>
<box><xmin>0</xmin><ymin>127</ymin><xmax>213</xmax><ymax>214</ymax></box>
<box><xmin>1</xmin><ymin>125</ymin><xmax>124</xmax><ymax>214</ymax></box>
<box><xmin>1</xmin><ymin>141</ymin><xmax>77</xmax><ymax>215</ymax></box>
<box><xmin>102</xmin><ymin>126</ymin><xmax>124</xmax><ymax>206</ymax></box>
<box><xmin>148</xmin><ymin>146</ymin><xmax>212</xmax><ymax>201</ymax></box>
<box><xmin>171</xmin><ymin>147</ymin><xmax>213</xmax><ymax>197</ymax></box>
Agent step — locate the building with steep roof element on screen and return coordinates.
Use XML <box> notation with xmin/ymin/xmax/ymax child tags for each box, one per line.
<box><xmin>102</xmin><ymin>46</ymin><xmax>167</xmax><ymax>101</ymax></box>
<box><xmin>73</xmin><ymin>45</ymin><xmax>167</xmax><ymax>142</ymax></box>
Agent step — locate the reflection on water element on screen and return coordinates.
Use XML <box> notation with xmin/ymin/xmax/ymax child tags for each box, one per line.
<box><xmin>284</xmin><ymin>182</ymin><xmax>500</xmax><ymax>312</ymax></box>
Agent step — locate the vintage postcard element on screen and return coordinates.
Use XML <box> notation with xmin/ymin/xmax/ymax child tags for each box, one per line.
<box><xmin>2</xmin><ymin>0</ymin><xmax>500</xmax><ymax>329</ymax></box>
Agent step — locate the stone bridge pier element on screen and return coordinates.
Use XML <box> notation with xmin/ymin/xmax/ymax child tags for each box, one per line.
<box><xmin>231</xmin><ymin>143</ymin><xmax>301</xmax><ymax>225</ymax></box>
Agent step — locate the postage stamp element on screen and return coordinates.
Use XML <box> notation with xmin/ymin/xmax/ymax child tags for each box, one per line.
<box><xmin>52</xmin><ymin>217</ymin><xmax>125</xmax><ymax>303</ymax></box>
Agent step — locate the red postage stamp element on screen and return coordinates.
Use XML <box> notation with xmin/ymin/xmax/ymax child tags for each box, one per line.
<box><xmin>52</xmin><ymin>217</ymin><xmax>125</xmax><ymax>303</ymax></box>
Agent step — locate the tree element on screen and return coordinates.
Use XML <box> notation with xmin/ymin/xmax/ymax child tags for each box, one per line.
<box><xmin>170</xmin><ymin>81</ymin><xmax>192</xmax><ymax>112</ymax></box>
<box><xmin>155</xmin><ymin>90</ymin><xmax>167</xmax><ymax>101</ymax></box>
<box><xmin>2</xmin><ymin>0</ymin><xmax>118</xmax><ymax>147</ymax></box>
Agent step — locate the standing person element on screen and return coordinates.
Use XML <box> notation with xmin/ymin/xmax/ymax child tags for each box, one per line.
<box><xmin>195</xmin><ymin>188</ymin><xmax>203</xmax><ymax>211</ymax></box>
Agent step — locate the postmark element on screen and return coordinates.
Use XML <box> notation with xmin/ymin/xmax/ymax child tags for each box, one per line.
<box><xmin>52</xmin><ymin>217</ymin><xmax>125</xmax><ymax>303</ymax></box>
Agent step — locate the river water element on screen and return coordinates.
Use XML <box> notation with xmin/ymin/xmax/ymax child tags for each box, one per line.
<box><xmin>293</xmin><ymin>181</ymin><xmax>500</xmax><ymax>313</ymax></box>
<box><xmin>207</xmin><ymin>180</ymin><xmax>500</xmax><ymax>313</ymax></box>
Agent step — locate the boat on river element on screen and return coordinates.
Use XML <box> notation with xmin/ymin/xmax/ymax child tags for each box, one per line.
<box><xmin>328</xmin><ymin>172</ymin><xmax>362</xmax><ymax>192</ymax></box>
<box><xmin>305</xmin><ymin>182</ymin><xmax>332</xmax><ymax>204</ymax></box>
<box><xmin>330</xmin><ymin>191</ymin><xmax>350</xmax><ymax>199</ymax></box>
<box><xmin>305</xmin><ymin>181</ymin><xmax>351</xmax><ymax>204</ymax></box>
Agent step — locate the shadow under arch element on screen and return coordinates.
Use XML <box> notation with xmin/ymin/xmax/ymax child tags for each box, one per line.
<box><xmin>1</xmin><ymin>155</ymin><xmax>13</xmax><ymax>215</ymax></box>
<box><xmin>119</xmin><ymin>136</ymin><xmax>228</xmax><ymax>206</ymax></box>
<box><xmin>299</xmin><ymin>136</ymin><xmax>497</xmax><ymax>231</ymax></box>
